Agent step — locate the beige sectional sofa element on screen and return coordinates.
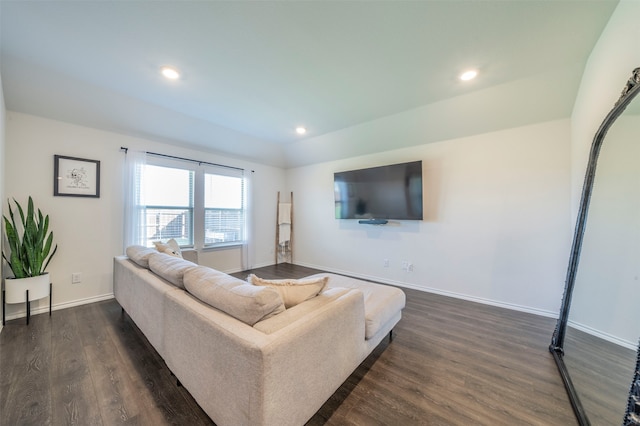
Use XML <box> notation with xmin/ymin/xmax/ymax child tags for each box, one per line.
<box><xmin>113</xmin><ymin>246</ymin><xmax>406</xmax><ymax>426</ymax></box>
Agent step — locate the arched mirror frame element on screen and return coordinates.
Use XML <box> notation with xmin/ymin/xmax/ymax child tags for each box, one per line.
<box><xmin>550</xmin><ymin>67</ymin><xmax>640</xmax><ymax>426</ymax></box>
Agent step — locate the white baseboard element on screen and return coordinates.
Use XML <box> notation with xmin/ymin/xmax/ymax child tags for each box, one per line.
<box><xmin>251</xmin><ymin>260</ymin><xmax>281</xmax><ymax>270</ymax></box>
<box><xmin>221</xmin><ymin>260</ymin><xmax>276</xmax><ymax>275</ymax></box>
<box><xmin>2</xmin><ymin>293</ymin><xmax>115</xmax><ymax>323</ymax></box>
<box><xmin>567</xmin><ymin>320</ymin><xmax>637</xmax><ymax>351</ymax></box>
<box><xmin>293</xmin><ymin>261</ymin><xmax>559</xmax><ymax>319</ymax></box>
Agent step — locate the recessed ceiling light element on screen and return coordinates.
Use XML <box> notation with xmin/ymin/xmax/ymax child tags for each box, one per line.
<box><xmin>295</xmin><ymin>126</ymin><xmax>307</xmax><ymax>135</ymax></box>
<box><xmin>161</xmin><ymin>66</ymin><xmax>180</xmax><ymax>80</ymax></box>
<box><xmin>459</xmin><ymin>70</ymin><xmax>478</xmax><ymax>81</ymax></box>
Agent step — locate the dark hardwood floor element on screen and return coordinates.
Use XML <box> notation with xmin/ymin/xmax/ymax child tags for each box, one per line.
<box><xmin>0</xmin><ymin>263</ymin><xmax>577</xmax><ymax>425</ymax></box>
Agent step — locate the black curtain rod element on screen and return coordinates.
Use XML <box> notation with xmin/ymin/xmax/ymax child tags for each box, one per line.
<box><xmin>120</xmin><ymin>146</ymin><xmax>246</xmax><ymax>172</ymax></box>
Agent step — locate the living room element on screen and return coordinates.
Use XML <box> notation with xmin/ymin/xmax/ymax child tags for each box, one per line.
<box><xmin>1</xmin><ymin>1</ymin><xmax>639</xmax><ymax>425</ymax></box>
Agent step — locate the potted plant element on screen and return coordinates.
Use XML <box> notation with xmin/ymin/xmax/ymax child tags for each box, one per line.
<box><xmin>2</xmin><ymin>196</ymin><xmax>57</xmax><ymax>307</ymax></box>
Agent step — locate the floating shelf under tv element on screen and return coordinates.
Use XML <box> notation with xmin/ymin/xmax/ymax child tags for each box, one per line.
<box><xmin>358</xmin><ymin>219</ymin><xmax>389</xmax><ymax>225</ymax></box>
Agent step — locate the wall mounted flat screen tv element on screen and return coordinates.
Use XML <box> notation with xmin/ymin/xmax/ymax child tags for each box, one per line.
<box><xmin>334</xmin><ymin>160</ymin><xmax>423</xmax><ymax>220</ymax></box>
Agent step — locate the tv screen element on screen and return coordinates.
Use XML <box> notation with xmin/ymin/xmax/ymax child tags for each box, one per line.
<box><xmin>334</xmin><ymin>161</ymin><xmax>423</xmax><ymax>220</ymax></box>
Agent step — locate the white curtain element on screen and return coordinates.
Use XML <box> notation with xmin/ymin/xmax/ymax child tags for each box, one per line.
<box><xmin>241</xmin><ymin>170</ymin><xmax>253</xmax><ymax>271</ymax></box>
<box><xmin>123</xmin><ymin>150</ymin><xmax>147</xmax><ymax>251</ymax></box>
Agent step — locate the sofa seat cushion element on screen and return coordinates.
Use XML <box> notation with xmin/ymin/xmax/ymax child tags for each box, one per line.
<box><xmin>253</xmin><ymin>287</ymin><xmax>351</xmax><ymax>334</ymax></box>
<box><xmin>126</xmin><ymin>245</ymin><xmax>157</xmax><ymax>268</ymax></box>
<box><xmin>305</xmin><ymin>273</ymin><xmax>406</xmax><ymax>340</ymax></box>
<box><xmin>184</xmin><ymin>266</ymin><xmax>286</xmax><ymax>326</ymax></box>
<box><xmin>148</xmin><ymin>252</ymin><xmax>198</xmax><ymax>289</ymax></box>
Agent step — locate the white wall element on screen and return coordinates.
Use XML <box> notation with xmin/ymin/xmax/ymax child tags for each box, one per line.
<box><xmin>0</xmin><ymin>72</ymin><xmax>6</xmax><ymax>331</ymax></box>
<box><xmin>571</xmin><ymin>0</ymin><xmax>640</xmax><ymax>215</ymax></box>
<box><xmin>288</xmin><ymin>119</ymin><xmax>572</xmax><ymax>315</ymax></box>
<box><xmin>4</xmin><ymin>112</ymin><xmax>285</xmax><ymax>320</ymax></box>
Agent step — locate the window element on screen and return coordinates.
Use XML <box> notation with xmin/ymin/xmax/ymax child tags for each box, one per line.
<box><xmin>138</xmin><ymin>160</ymin><xmax>246</xmax><ymax>249</ymax></box>
<box><xmin>142</xmin><ymin>165</ymin><xmax>194</xmax><ymax>247</ymax></box>
<box><xmin>205</xmin><ymin>173</ymin><xmax>245</xmax><ymax>246</ymax></box>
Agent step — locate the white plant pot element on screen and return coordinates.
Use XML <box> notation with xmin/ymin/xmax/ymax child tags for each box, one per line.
<box><xmin>4</xmin><ymin>273</ymin><xmax>50</xmax><ymax>304</ymax></box>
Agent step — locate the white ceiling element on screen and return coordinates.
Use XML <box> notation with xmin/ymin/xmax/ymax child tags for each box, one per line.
<box><xmin>0</xmin><ymin>1</ymin><xmax>618</xmax><ymax>168</ymax></box>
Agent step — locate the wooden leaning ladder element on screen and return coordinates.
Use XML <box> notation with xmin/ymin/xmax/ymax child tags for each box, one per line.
<box><xmin>275</xmin><ymin>191</ymin><xmax>293</xmax><ymax>265</ymax></box>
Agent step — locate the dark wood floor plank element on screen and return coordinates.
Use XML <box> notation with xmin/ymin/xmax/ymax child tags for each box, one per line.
<box><xmin>50</xmin><ymin>306</ymin><xmax>104</xmax><ymax>425</ymax></box>
<box><xmin>392</xmin><ymin>291</ymin><xmax>575</xmax><ymax>425</ymax></box>
<box><xmin>80</xmin><ymin>303</ymin><xmax>143</xmax><ymax>425</ymax></box>
<box><xmin>1</xmin><ymin>263</ymin><xmax>582</xmax><ymax>425</ymax></box>
<box><xmin>0</xmin><ymin>313</ymin><xmax>53</xmax><ymax>426</ymax></box>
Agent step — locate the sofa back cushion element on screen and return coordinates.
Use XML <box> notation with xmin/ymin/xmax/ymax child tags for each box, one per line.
<box><xmin>184</xmin><ymin>266</ymin><xmax>285</xmax><ymax>326</ymax></box>
<box><xmin>126</xmin><ymin>245</ymin><xmax>158</xmax><ymax>268</ymax></box>
<box><xmin>148</xmin><ymin>252</ymin><xmax>198</xmax><ymax>289</ymax></box>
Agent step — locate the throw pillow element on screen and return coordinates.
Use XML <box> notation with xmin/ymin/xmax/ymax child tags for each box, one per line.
<box><xmin>247</xmin><ymin>274</ymin><xmax>329</xmax><ymax>308</ymax></box>
<box><xmin>153</xmin><ymin>238</ymin><xmax>183</xmax><ymax>258</ymax></box>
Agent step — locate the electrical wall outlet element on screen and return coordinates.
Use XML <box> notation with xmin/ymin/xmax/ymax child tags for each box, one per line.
<box><xmin>402</xmin><ymin>261</ymin><xmax>414</xmax><ymax>272</ymax></box>
<box><xmin>383</xmin><ymin>259</ymin><xmax>389</xmax><ymax>268</ymax></box>
<box><xmin>72</xmin><ymin>272</ymin><xmax>82</xmax><ymax>284</ymax></box>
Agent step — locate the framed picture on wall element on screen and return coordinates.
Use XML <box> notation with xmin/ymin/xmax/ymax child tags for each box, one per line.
<box><xmin>54</xmin><ymin>155</ymin><xmax>101</xmax><ymax>198</ymax></box>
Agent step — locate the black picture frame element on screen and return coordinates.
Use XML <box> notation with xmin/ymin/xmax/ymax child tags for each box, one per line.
<box><xmin>54</xmin><ymin>155</ymin><xmax>101</xmax><ymax>198</ymax></box>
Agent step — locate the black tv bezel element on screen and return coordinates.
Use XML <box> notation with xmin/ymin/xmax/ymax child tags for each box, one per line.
<box><xmin>333</xmin><ymin>160</ymin><xmax>423</xmax><ymax>221</ymax></box>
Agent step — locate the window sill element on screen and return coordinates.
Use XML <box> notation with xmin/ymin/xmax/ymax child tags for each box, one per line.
<box><xmin>201</xmin><ymin>242</ymin><xmax>244</xmax><ymax>252</ymax></box>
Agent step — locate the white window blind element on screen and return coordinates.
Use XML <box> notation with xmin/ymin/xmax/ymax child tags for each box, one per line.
<box><xmin>204</xmin><ymin>172</ymin><xmax>245</xmax><ymax>246</ymax></box>
<box><xmin>142</xmin><ymin>164</ymin><xmax>194</xmax><ymax>247</ymax></box>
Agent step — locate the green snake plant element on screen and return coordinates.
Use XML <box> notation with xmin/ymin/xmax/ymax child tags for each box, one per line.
<box><xmin>2</xmin><ymin>197</ymin><xmax>57</xmax><ymax>279</ymax></box>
